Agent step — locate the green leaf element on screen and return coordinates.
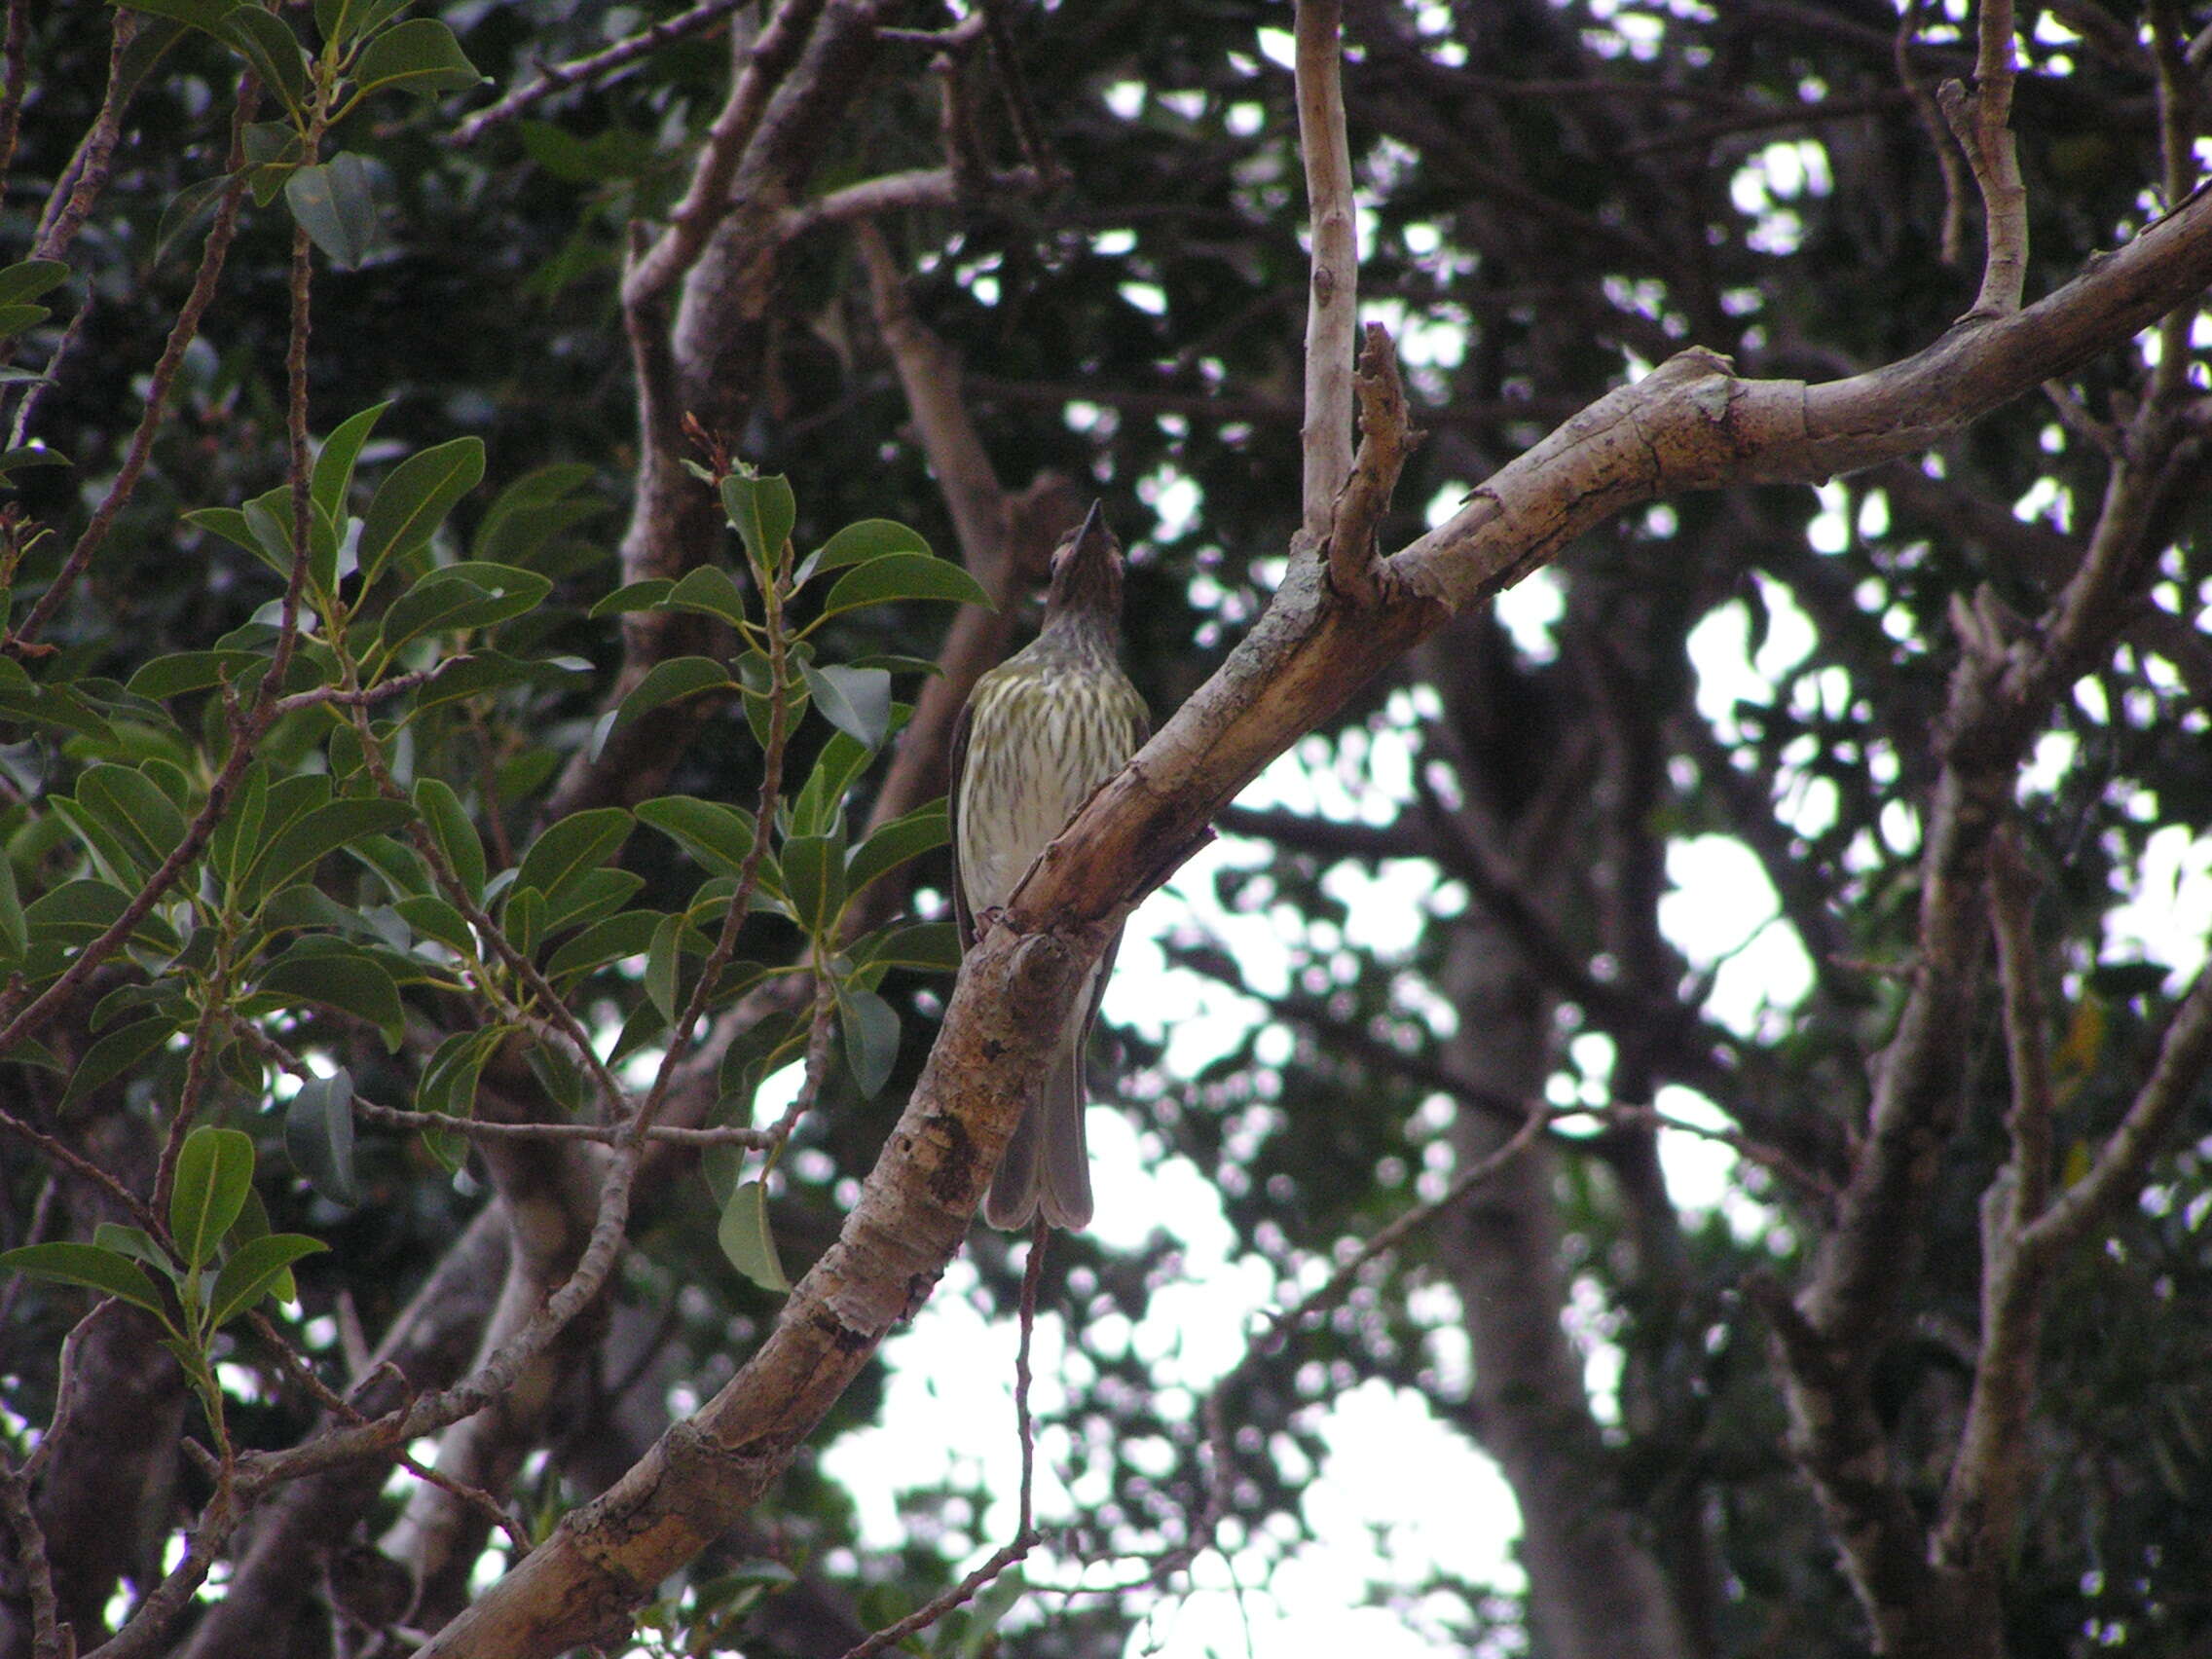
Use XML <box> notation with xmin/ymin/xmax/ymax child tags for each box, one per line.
<box><xmin>350</xmin><ymin>17</ymin><xmax>481</xmax><ymax>99</ymax></box>
<box><xmin>472</xmin><ymin>463</ymin><xmax>602</xmax><ymax>566</ymax></box>
<box><xmin>846</xmin><ymin>801</ymin><xmax>950</xmax><ymax>896</ymax></box>
<box><xmin>285</xmin><ymin>153</ymin><xmax>376</xmax><ymax>270</ymax></box>
<box><xmin>246</xmin><ymin>796</ymin><xmax>417</xmax><ymax>901</ymax></box>
<box><xmin>254</xmin><ymin>943</ymin><xmax>406</xmax><ymax>1050</ymax></box>
<box><xmin>503</xmin><ymin>884</ymin><xmax>543</xmax><ymax>959</ymax></box>
<box><xmin>58</xmin><ymin>1016</ymin><xmax>176</xmax><ymax>1113</ymax></box>
<box><xmin>127</xmin><ymin>648</ymin><xmax>272</xmax><ymax>700</ymax></box>
<box><xmin>798</xmin><ymin>662</ymin><xmax>891</xmax><ymax>750</ymax></box>
<box><xmin>850</xmin><ymin>920</ymin><xmax>962</xmax><ymax>974</ymax></box>
<box><xmin>664</xmin><ymin>564</ymin><xmax>753</xmax><ymax>628</ymax></box>
<box><xmin>514</xmin><ymin>807</ymin><xmax>631</xmax><ymax>911</ymax></box>
<box><xmin>418</xmin><ymin>1027</ymin><xmax>498</xmax><ymax>1119</ymax></box>
<box><xmin>283</xmin><ymin>1069</ymin><xmax>357</xmax><ymax>1203</ymax></box>
<box><xmin>788</xmin><ymin>732</ymin><xmax>871</xmax><ymax>839</ymax></box>
<box><xmin>394</xmin><ymin>893</ymin><xmax>476</xmax><ymax>954</ymax></box>
<box><xmin>779</xmin><ymin>833</ymin><xmax>845</xmax><ymax>936</ymax></box>
<box><xmin>78</xmin><ymin>763</ymin><xmax>191</xmax><ymax>877</ymax></box>
<box><xmin>645</xmin><ymin>909</ymin><xmax>684</xmax><ymax>1024</ymax></box>
<box><xmin>220</xmin><ymin>6</ymin><xmax>310</xmax><ymax>113</ymax></box>
<box><xmin>538</xmin><ymin>866</ymin><xmax>643</xmax><ymax>935</ymax></box>
<box><xmin>311</xmin><ymin>400</ymin><xmax>390</xmax><ymax>521</ymax></box>
<box><xmin>115</xmin><ymin>0</ymin><xmax>240</xmax><ymax>36</ymax></box>
<box><xmin>794</xmin><ymin>518</ymin><xmax>931</xmax><ymax>586</ymax></box>
<box><xmin>377</xmin><ymin>562</ymin><xmax>551</xmax><ymax>655</ymax></box>
<box><xmin>588</xmin><ymin>577</ymin><xmax>676</xmax><ymax>618</ymax></box>
<box><xmin>635</xmin><ymin>795</ymin><xmax>765</xmax><ymax>879</ymax></box>
<box><xmin>0</xmin><ymin>851</ymin><xmax>25</xmax><ymax>958</ymax></box>
<box><xmin>607</xmin><ymin>655</ymin><xmax>733</xmax><ymax>740</ymax></box>
<box><xmin>170</xmin><ymin>1125</ymin><xmax>255</xmax><ymax>1271</ymax></box>
<box><xmin>0</xmin><ymin>1242</ymin><xmax>167</xmax><ymax>1317</ymax></box>
<box><xmin>356</xmin><ymin>437</ymin><xmax>487</xmax><ymax>587</ymax></box>
<box><xmin>545</xmin><ymin>909</ymin><xmax>662</xmax><ymax>982</ymax></box>
<box><xmin>415</xmin><ymin>777</ymin><xmax>485</xmax><ymax>902</ymax></box>
<box><xmin>50</xmin><ymin>795</ymin><xmax>146</xmax><ymax>887</ymax></box>
<box><xmin>152</xmin><ymin>173</ymin><xmax>236</xmax><ymax>268</ymax></box>
<box><xmin>406</xmin><ymin>648</ymin><xmax>584</xmax><ymax>718</ymax></box>
<box><xmin>837</xmin><ymin>984</ymin><xmax>900</xmax><ymax>1096</ymax></box>
<box><xmin>817</xmin><ymin>554</ymin><xmax>992</xmax><ymax>622</ymax></box>
<box><xmin>23</xmin><ymin>877</ymin><xmax>134</xmax><ymax>945</ymax></box>
<box><xmin>719</xmin><ymin>474</ymin><xmax>795</xmax><ymax>571</ymax></box>
<box><xmin>207</xmin><ymin>1233</ymin><xmax>327</xmax><ymax>1327</ymax></box>
<box><xmin>344</xmin><ymin>830</ymin><xmax>433</xmax><ymax>903</ymax></box>
<box><xmin>717</xmin><ymin>1180</ymin><xmax>790</xmax><ymax>1294</ymax></box>
<box><xmin>92</xmin><ymin>1223</ymin><xmax>167</xmax><ymax>1271</ymax></box>
<box><xmin>0</xmin><ymin>260</ymin><xmax>70</xmax><ymax>307</ymax></box>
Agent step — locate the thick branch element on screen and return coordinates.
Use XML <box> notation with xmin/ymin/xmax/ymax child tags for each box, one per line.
<box><xmin>422</xmin><ymin>176</ymin><xmax>2212</xmax><ymax>1659</ymax></box>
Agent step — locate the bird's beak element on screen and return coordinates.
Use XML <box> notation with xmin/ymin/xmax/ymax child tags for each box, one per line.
<box><xmin>1077</xmin><ymin>498</ymin><xmax>1109</xmax><ymax>555</ymax></box>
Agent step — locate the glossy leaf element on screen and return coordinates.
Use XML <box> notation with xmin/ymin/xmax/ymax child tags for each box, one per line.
<box><xmin>415</xmin><ymin>777</ymin><xmax>485</xmax><ymax>901</ymax></box>
<box><xmin>794</xmin><ymin>517</ymin><xmax>931</xmax><ymax>585</ymax></box>
<box><xmin>246</xmin><ymin>797</ymin><xmax>417</xmax><ymax>902</ymax></box>
<box><xmin>665</xmin><ymin>564</ymin><xmax>752</xmax><ymax>628</ymax></box>
<box><xmin>285</xmin><ymin>153</ymin><xmax>376</xmax><ymax>271</ymax></box>
<box><xmin>207</xmin><ymin>1233</ymin><xmax>327</xmax><ymax>1328</ymax></box>
<box><xmin>170</xmin><ymin>1125</ymin><xmax>255</xmax><ymax>1271</ymax></box>
<box><xmin>717</xmin><ymin>1181</ymin><xmax>790</xmax><ymax>1294</ymax></box>
<box><xmin>0</xmin><ymin>1242</ymin><xmax>167</xmax><ymax>1317</ymax></box>
<box><xmin>78</xmin><ymin>763</ymin><xmax>190</xmax><ymax>877</ymax></box>
<box><xmin>779</xmin><ymin>833</ymin><xmax>844</xmax><ymax>936</ymax></box>
<box><xmin>607</xmin><ymin>656</ymin><xmax>731</xmax><ymax>737</ymax></box>
<box><xmin>588</xmin><ymin>577</ymin><xmax>675</xmax><ymax>618</ymax></box>
<box><xmin>798</xmin><ymin>662</ymin><xmax>892</xmax><ymax>750</ymax></box>
<box><xmin>283</xmin><ymin>1069</ymin><xmax>357</xmax><ymax>1203</ymax></box>
<box><xmin>837</xmin><ymin>984</ymin><xmax>901</xmax><ymax>1096</ymax></box>
<box><xmin>514</xmin><ymin>808</ymin><xmax>631</xmax><ymax>910</ymax></box>
<box><xmin>350</xmin><ymin>17</ymin><xmax>481</xmax><ymax>100</ymax></box>
<box><xmin>220</xmin><ymin>7</ymin><xmax>310</xmax><ymax>113</ymax></box>
<box><xmin>355</xmin><ymin>437</ymin><xmax>486</xmax><ymax>587</ymax></box>
<box><xmin>845</xmin><ymin>801</ymin><xmax>950</xmax><ymax>896</ymax></box>
<box><xmin>636</xmin><ymin>795</ymin><xmax>763</xmax><ymax>879</ymax></box>
<box><xmin>719</xmin><ymin>474</ymin><xmax>795</xmax><ymax>571</ymax></box>
<box><xmin>817</xmin><ymin>554</ymin><xmax>992</xmax><ymax>622</ymax></box>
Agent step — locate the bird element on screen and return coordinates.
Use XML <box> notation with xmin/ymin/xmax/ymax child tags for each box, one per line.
<box><xmin>947</xmin><ymin>500</ymin><xmax>1150</xmax><ymax>1230</ymax></box>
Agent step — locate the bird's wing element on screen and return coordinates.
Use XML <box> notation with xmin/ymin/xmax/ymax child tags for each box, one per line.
<box><xmin>946</xmin><ymin>691</ymin><xmax>976</xmax><ymax>952</ymax></box>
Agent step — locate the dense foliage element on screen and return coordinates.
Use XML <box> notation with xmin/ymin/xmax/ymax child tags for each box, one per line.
<box><xmin>2</xmin><ymin>3</ymin><xmax>2209</xmax><ymax>1657</ymax></box>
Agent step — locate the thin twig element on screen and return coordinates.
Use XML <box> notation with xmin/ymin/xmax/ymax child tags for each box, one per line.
<box><xmin>1936</xmin><ymin>0</ymin><xmax>2027</xmax><ymax>316</ymax></box>
<box><xmin>834</xmin><ymin>1230</ymin><xmax>1050</xmax><ymax>1659</ymax></box>
<box><xmin>450</xmin><ymin>0</ymin><xmax>752</xmax><ymax>145</ymax></box>
<box><xmin>0</xmin><ymin>1452</ymin><xmax>65</xmax><ymax>1659</ymax></box>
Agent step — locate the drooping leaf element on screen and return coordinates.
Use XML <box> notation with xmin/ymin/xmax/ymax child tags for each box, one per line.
<box><xmin>219</xmin><ymin>6</ymin><xmax>311</xmax><ymax>113</ymax></box>
<box><xmin>836</xmin><ymin>984</ymin><xmax>901</xmax><ymax>1096</ymax></box>
<box><xmin>798</xmin><ymin>662</ymin><xmax>892</xmax><ymax>750</ymax></box>
<box><xmin>283</xmin><ymin>1068</ymin><xmax>358</xmax><ymax>1203</ymax></box>
<box><xmin>717</xmin><ymin>1180</ymin><xmax>790</xmax><ymax>1294</ymax></box>
<box><xmin>285</xmin><ymin>153</ymin><xmax>377</xmax><ymax>270</ymax></box>
<box><xmin>77</xmin><ymin>763</ymin><xmax>190</xmax><ymax>877</ymax></box>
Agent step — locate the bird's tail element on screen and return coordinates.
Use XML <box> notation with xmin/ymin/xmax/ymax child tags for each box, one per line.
<box><xmin>981</xmin><ymin>1037</ymin><xmax>1092</xmax><ymax>1231</ymax></box>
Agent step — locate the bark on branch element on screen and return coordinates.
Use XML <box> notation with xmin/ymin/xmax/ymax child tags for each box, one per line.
<box><xmin>419</xmin><ymin>176</ymin><xmax>2212</xmax><ymax>1659</ymax></box>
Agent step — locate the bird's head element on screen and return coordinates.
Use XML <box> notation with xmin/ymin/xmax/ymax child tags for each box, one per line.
<box><xmin>1043</xmin><ymin>499</ymin><xmax>1124</xmax><ymax>627</ymax></box>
